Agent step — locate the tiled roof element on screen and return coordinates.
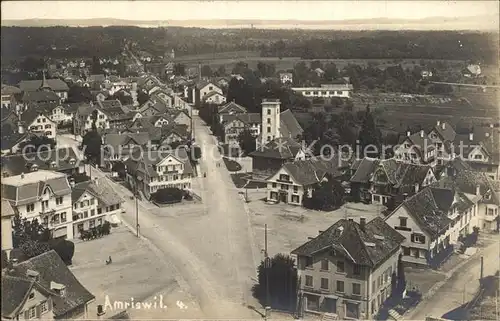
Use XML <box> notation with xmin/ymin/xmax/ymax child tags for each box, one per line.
<box><xmin>218</xmin><ymin>101</ymin><xmax>248</xmax><ymax>114</ymax></box>
<box><xmin>1</xmin><ymin>199</ymin><xmax>15</xmax><ymax>217</ymax></box>
<box><xmin>1</xmin><ymin>275</ymin><xmax>36</xmax><ymax>318</ymax></box>
<box><xmin>8</xmin><ymin>250</ymin><xmax>95</xmax><ymax>317</ymax></box>
<box><xmin>97</xmin><ymin>99</ymin><xmax>123</xmax><ymax>110</ymax></box>
<box><xmin>273</xmin><ymin>157</ymin><xmax>343</xmax><ymax>186</ymax></box>
<box><xmin>1</xmin><ymin>147</ymin><xmax>82</xmax><ymax>176</ymax></box>
<box><xmin>1</xmin><ymin>132</ymin><xmax>28</xmax><ymax>151</ymax></box>
<box><xmin>127</xmin><ymin>147</ymin><xmax>193</xmax><ymax>178</ymax></box>
<box><xmin>204</xmin><ymin>91</ymin><xmax>224</xmax><ymax>99</ymax></box>
<box><xmin>19</xmin><ymin>79</ymin><xmax>69</xmax><ymax>92</ymax></box>
<box><xmin>280</xmin><ymin>110</ymin><xmax>303</xmax><ymax>139</ymax></box>
<box><xmin>249</xmin><ymin>137</ymin><xmax>304</xmax><ymax>160</ymax></box>
<box><xmin>88</xmin><ymin>74</ymin><xmax>106</xmax><ymax>82</ymax></box>
<box><xmin>292</xmin><ymin>217</ymin><xmax>405</xmax><ymax>268</ymax></box>
<box><xmin>72</xmin><ymin>178</ymin><xmax>123</xmax><ymax>206</ymax></box>
<box><xmin>1</xmin><ymin>85</ymin><xmax>21</xmax><ymax>95</ymax></box>
<box><xmin>20</xmin><ymin>91</ymin><xmax>60</xmax><ymax>103</ymax></box>
<box><xmin>350</xmin><ymin>158</ymin><xmax>377</xmax><ymax>183</ymax></box>
<box><xmin>19</xmin><ymin>108</ymin><xmax>52</xmax><ymax>127</ymax></box>
<box><xmin>1</xmin><ymin>170</ymin><xmax>71</xmax><ymax>206</ymax></box>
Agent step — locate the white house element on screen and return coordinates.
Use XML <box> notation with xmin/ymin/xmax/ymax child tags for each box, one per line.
<box><xmin>20</xmin><ymin>109</ymin><xmax>57</xmax><ymax>139</ymax></box>
<box><xmin>204</xmin><ymin>91</ymin><xmax>227</xmax><ymax>105</ymax></box>
<box><xmin>292</xmin><ymin>84</ymin><xmax>353</xmax><ymax>99</ymax></box>
<box><xmin>2</xmin><ymin>170</ymin><xmax>74</xmax><ymax>240</ymax></box>
<box><xmin>279</xmin><ymin>72</ymin><xmax>293</xmax><ymax>85</ymax></box>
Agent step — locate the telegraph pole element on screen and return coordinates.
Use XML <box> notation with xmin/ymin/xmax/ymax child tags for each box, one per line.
<box><xmin>135</xmin><ymin>183</ymin><xmax>139</xmax><ymax>237</ymax></box>
<box><xmin>264</xmin><ymin>224</ymin><xmax>271</xmax><ymax>321</ymax></box>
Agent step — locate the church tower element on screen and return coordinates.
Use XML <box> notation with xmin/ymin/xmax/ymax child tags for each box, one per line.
<box><xmin>39</xmin><ymin>71</ymin><xmax>51</xmax><ymax>91</ymax></box>
<box><xmin>170</xmin><ymin>49</ymin><xmax>175</xmax><ymax>59</ymax></box>
<box><xmin>260</xmin><ymin>99</ymin><xmax>281</xmax><ymax>148</ymax></box>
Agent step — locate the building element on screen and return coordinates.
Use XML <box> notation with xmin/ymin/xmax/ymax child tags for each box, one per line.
<box><xmin>398</xmin><ymin>121</ymin><xmax>499</xmax><ymax>180</ymax></box>
<box><xmin>1</xmin><ymin>198</ymin><xmax>16</xmax><ymax>260</ymax></box>
<box><xmin>349</xmin><ymin>158</ymin><xmax>437</xmax><ymax>206</ymax></box>
<box><xmin>125</xmin><ymin>148</ymin><xmax>194</xmax><ymax>200</ymax></box>
<box><xmin>204</xmin><ymin>91</ymin><xmax>227</xmax><ymax>105</ymax></box>
<box><xmin>2</xmin><ymin>170</ymin><xmax>74</xmax><ymax>240</ymax></box>
<box><xmin>191</xmin><ymin>81</ymin><xmax>223</xmax><ymax>105</ymax></box>
<box><xmin>218</xmin><ymin>101</ymin><xmax>248</xmax><ymax>121</ymax></box>
<box><xmin>292</xmin><ymin>217</ymin><xmax>405</xmax><ymax>319</ymax></box>
<box><xmin>1</xmin><ymin>85</ymin><xmax>21</xmax><ymax>110</ymax></box>
<box><xmin>266</xmin><ymin>158</ymin><xmax>344</xmax><ymax>206</ymax></box>
<box><xmin>1</xmin><ymin>147</ymin><xmax>84</xmax><ymax>178</ymax></box>
<box><xmin>279</xmin><ymin>72</ymin><xmax>293</xmax><ymax>85</ymax></box>
<box><xmin>18</xmin><ymin>109</ymin><xmax>57</xmax><ymax>140</ymax></box>
<box><xmin>71</xmin><ymin>178</ymin><xmax>123</xmax><ymax>239</ymax></box>
<box><xmin>291</xmin><ymin>84</ymin><xmax>354</xmax><ymax>99</ymax></box>
<box><xmin>1</xmin><ymin>250</ymin><xmax>95</xmax><ymax>320</ymax></box>
<box><xmin>384</xmin><ymin>185</ymin><xmax>477</xmax><ymax>267</ymax></box>
<box><xmin>220</xmin><ymin>113</ymin><xmax>261</xmax><ymax>145</ymax></box>
<box><xmin>463</xmin><ymin>64</ymin><xmax>481</xmax><ymax>77</ymax></box>
<box><xmin>18</xmin><ymin>74</ymin><xmax>69</xmax><ymax>102</ymax></box>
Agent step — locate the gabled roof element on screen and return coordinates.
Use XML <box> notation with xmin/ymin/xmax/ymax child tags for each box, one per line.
<box><xmin>126</xmin><ymin>147</ymin><xmax>193</xmax><ymax>178</ymax></box>
<box><xmin>88</xmin><ymin>74</ymin><xmax>106</xmax><ymax>82</ymax></box>
<box><xmin>19</xmin><ymin>108</ymin><xmax>53</xmax><ymax>126</ymax></box>
<box><xmin>270</xmin><ymin>158</ymin><xmax>342</xmax><ymax>186</ymax></box>
<box><xmin>20</xmin><ymin>91</ymin><xmax>60</xmax><ymax>103</ymax></box>
<box><xmin>1</xmin><ymin>85</ymin><xmax>21</xmax><ymax>95</ymax></box>
<box><xmin>204</xmin><ymin>91</ymin><xmax>224</xmax><ymax>99</ymax></box>
<box><xmin>280</xmin><ymin>109</ymin><xmax>303</xmax><ymax>139</ymax></box>
<box><xmin>292</xmin><ymin>217</ymin><xmax>405</xmax><ymax>268</ymax></box>
<box><xmin>218</xmin><ymin>101</ymin><xmax>248</xmax><ymax>114</ymax></box>
<box><xmin>249</xmin><ymin>137</ymin><xmax>304</xmax><ymax>160</ymax></box>
<box><xmin>1</xmin><ymin>147</ymin><xmax>82</xmax><ymax>176</ymax></box>
<box><xmin>1</xmin><ymin>199</ymin><xmax>15</xmax><ymax>217</ymax></box>
<box><xmin>1</xmin><ymin>275</ymin><xmax>37</xmax><ymax>318</ymax></box>
<box><xmin>97</xmin><ymin>99</ymin><xmax>123</xmax><ymax>110</ymax></box>
<box><xmin>221</xmin><ymin>113</ymin><xmax>261</xmax><ymax>126</ymax></box>
<box><xmin>72</xmin><ymin>178</ymin><xmax>123</xmax><ymax>206</ymax></box>
<box><xmin>7</xmin><ymin>250</ymin><xmax>95</xmax><ymax>317</ymax></box>
<box><xmin>350</xmin><ymin>158</ymin><xmax>378</xmax><ymax>183</ymax></box>
<box><xmin>18</xmin><ymin>79</ymin><xmax>69</xmax><ymax>92</ymax></box>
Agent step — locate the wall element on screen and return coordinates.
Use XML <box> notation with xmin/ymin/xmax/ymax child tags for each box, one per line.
<box><xmin>18</xmin><ymin>288</ymin><xmax>54</xmax><ymax>320</ymax></box>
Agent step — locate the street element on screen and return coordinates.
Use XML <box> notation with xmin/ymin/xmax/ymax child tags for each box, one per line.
<box><xmin>405</xmin><ymin>237</ymin><xmax>500</xmax><ymax>320</ymax></box>
<box><xmin>61</xmin><ymin>118</ymin><xmax>261</xmax><ymax>318</ymax></box>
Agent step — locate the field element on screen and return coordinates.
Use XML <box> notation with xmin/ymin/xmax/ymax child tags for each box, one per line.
<box><xmin>174</xmin><ymin>52</ymin><xmax>472</xmax><ymax>73</ymax></box>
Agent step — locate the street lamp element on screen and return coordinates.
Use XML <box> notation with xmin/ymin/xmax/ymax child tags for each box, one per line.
<box><xmin>135</xmin><ymin>177</ymin><xmax>142</xmax><ymax>238</ymax></box>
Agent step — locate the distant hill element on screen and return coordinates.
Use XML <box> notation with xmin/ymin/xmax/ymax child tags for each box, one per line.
<box><xmin>1</xmin><ymin>15</ymin><xmax>498</xmax><ymax>30</ymax></box>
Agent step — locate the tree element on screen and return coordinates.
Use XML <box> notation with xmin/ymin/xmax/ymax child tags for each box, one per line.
<box><xmin>217</xmin><ymin>65</ymin><xmax>226</xmax><ymax>76</ymax></box>
<box><xmin>107</xmin><ymin>91</ymin><xmax>133</xmax><ymax>106</ymax></box>
<box><xmin>237</xmin><ymin>128</ymin><xmax>257</xmax><ymax>155</ymax></box>
<box><xmin>252</xmin><ymin>253</ymin><xmax>298</xmax><ymax>311</ymax></box>
<box><xmin>91</xmin><ymin>56</ymin><xmax>102</xmax><ymax>75</ymax></box>
<box><xmin>48</xmin><ymin>239</ymin><xmax>75</xmax><ymax>265</ymax></box>
<box><xmin>232</xmin><ymin>61</ymin><xmax>250</xmax><ymax>75</ymax></box>
<box><xmin>358</xmin><ymin>105</ymin><xmax>381</xmax><ymax>158</ymax></box>
<box><xmin>324</xmin><ymin>63</ymin><xmax>339</xmax><ymax>81</ymax></box>
<box><xmin>82</xmin><ymin>129</ymin><xmax>102</xmax><ymax>165</ymax></box>
<box><xmin>137</xmin><ymin>90</ymin><xmax>149</xmax><ymax>106</ymax></box>
<box><xmin>303</xmin><ymin>176</ymin><xmax>345</xmax><ymax>211</ymax></box>
<box><xmin>67</xmin><ymin>85</ymin><xmax>93</xmax><ymax>103</ymax></box>
<box><xmin>257</xmin><ymin>62</ymin><xmax>276</xmax><ymax>78</ymax></box>
<box><xmin>173</xmin><ymin>63</ymin><xmax>186</xmax><ymax>76</ymax></box>
<box><xmin>152</xmin><ymin>187</ymin><xmax>184</xmax><ymax>204</ymax></box>
<box><xmin>18</xmin><ymin>135</ymin><xmax>56</xmax><ymax>153</ymax></box>
<box><xmin>310</xmin><ymin>60</ymin><xmax>323</xmax><ymax>71</ymax></box>
<box><xmin>201</xmin><ymin>65</ymin><xmax>213</xmax><ymax>77</ymax></box>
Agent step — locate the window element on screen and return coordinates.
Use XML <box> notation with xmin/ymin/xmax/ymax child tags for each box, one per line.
<box><xmin>26</xmin><ymin>203</ymin><xmax>35</xmax><ymax>212</ymax></box>
<box><xmin>305</xmin><ymin>256</ymin><xmax>313</xmax><ymax>268</ymax></box>
<box><xmin>352</xmin><ymin>283</ymin><xmax>361</xmax><ymax>295</ymax></box>
<box><xmin>56</xmin><ymin>197</ymin><xmax>63</xmax><ymax>205</ymax></box>
<box><xmin>372</xmin><ymin>280</ymin><xmax>376</xmax><ymax>293</ymax></box>
<box><xmin>337</xmin><ymin>261</ymin><xmax>345</xmax><ymax>273</ymax></box>
<box><xmin>399</xmin><ymin>217</ymin><xmax>407</xmax><ymax>227</ymax></box>
<box><xmin>321</xmin><ymin>278</ymin><xmax>329</xmax><ymax>289</ymax></box>
<box><xmin>61</xmin><ymin>212</ymin><xmax>67</xmax><ymax>223</ymax></box>
<box><xmin>29</xmin><ymin>292</ymin><xmax>35</xmax><ymax>300</ymax></box>
<box><xmin>474</xmin><ymin>154</ymin><xmax>482</xmax><ymax>160</ymax></box>
<box><xmin>90</xmin><ymin>198</ymin><xmax>95</xmax><ymax>205</ymax></box>
<box><xmin>42</xmin><ymin>200</ymin><xmax>48</xmax><ymax>209</ymax></box>
<box><xmin>84</xmin><ymin>211</ymin><xmax>88</xmax><ymax>218</ymax></box>
<box><xmin>321</xmin><ymin>259</ymin><xmax>329</xmax><ymax>270</ymax></box>
<box><xmin>291</xmin><ymin>195</ymin><xmax>299</xmax><ymax>203</ymax></box>
<box><xmin>267</xmin><ymin>126</ymin><xmax>271</xmax><ymax>133</ymax></box>
<box><xmin>305</xmin><ymin>275</ymin><xmax>313</xmax><ymax>287</ymax></box>
<box><xmin>90</xmin><ymin>220</ymin><xmax>95</xmax><ymax>228</ymax></box>
<box><xmin>28</xmin><ymin>306</ymin><xmax>36</xmax><ymax>319</ymax></box>
<box><xmin>487</xmin><ymin>208</ymin><xmax>494</xmax><ymax>216</ymax></box>
<box><xmin>336</xmin><ymin>280</ymin><xmax>344</xmax><ymax>292</ymax></box>
<box><xmin>411</xmin><ymin>233</ymin><xmax>426</xmax><ymax>244</ymax></box>
<box><xmin>97</xmin><ymin>218</ymin><xmax>103</xmax><ymax>226</ymax></box>
<box><xmin>267</xmin><ymin>118</ymin><xmax>271</xmax><ymax>124</ymax></box>
<box><xmin>40</xmin><ymin>301</ymin><xmax>48</xmax><ymax>314</ymax></box>
<box><xmin>97</xmin><ymin>208</ymin><xmax>102</xmax><ymax>214</ymax></box>
<box><xmin>293</xmin><ymin>186</ymin><xmax>298</xmax><ymax>192</ymax></box>
<box><xmin>91</xmin><ymin>209</ymin><xmax>95</xmax><ymax>216</ymax></box>
<box><xmin>267</xmin><ymin>109</ymin><xmax>271</xmax><ymax>115</ymax></box>
<box><xmin>272</xmin><ymin>183</ymin><xmax>277</xmax><ymax>188</ymax></box>
<box><xmin>353</xmin><ymin>264</ymin><xmax>361</xmax><ymax>276</ymax></box>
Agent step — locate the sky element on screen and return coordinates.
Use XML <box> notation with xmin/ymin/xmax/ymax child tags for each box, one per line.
<box><xmin>1</xmin><ymin>0</ymin><xmax>499</xmax><ymax>21</ymax></box>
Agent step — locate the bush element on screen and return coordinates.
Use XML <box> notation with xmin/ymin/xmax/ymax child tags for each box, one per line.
<box><xmin>152</xmin><ymin>187</ymin><xmax>184</xmax><ymax>204</ymax></box>
<box><xmin>222</xmin><ymin>157</ymin><xmax>242</xmax><ymax>172</ymax></box>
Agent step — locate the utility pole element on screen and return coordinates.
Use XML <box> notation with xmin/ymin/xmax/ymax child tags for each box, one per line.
<box><xmin>135</xmin><ymin>183</ymin><xmax>139</xmax><ymax>238</ymax></box>
<box><xmin>264</xmin><ymin>224</ymin><xmax>271</xmax><ymax>321</ymax></box>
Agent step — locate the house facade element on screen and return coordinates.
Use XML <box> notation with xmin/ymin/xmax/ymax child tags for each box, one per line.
<box><xmin>292</xmin><ymin>84</ymin><xmax>353</xmax><ymax>99</ymax></box>
<box><xmin>1</xmin><ymin>199</ymin><xmax>16</xmax><ymax>260</ymax></box>
<box><xmin>204</xmin><ymin>91</ymin><xmax>227</xmax><ymax>105</ymax></box>
<box><xmin>292</xmin><ymin>217</ymin><xmax>405</xmax><ymax>320</ymax></box>
<box><xmin>71</xmin><ymin>178</ymin><xmax>123</xmax><ymax>239</ymax></box>
<box><xmin>221</xmin><ymin>113</ymin><xmax>261</xmax><ymax>145</ymax></box>
<box><xmin>22</xmin><ymin>112</ymin><xmax>57</xmax><ymax>140</ymax></box>
<box><xmin>2</xmin><ymin>170</ymin><xmax>74</xmax><ymax>240</ymax></box>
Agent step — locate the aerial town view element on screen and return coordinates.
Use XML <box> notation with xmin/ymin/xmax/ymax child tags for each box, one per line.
<box><xmin>1</xmin><ymin>1</ymin><xmax>499</xmax><ymax>320</ymax></box>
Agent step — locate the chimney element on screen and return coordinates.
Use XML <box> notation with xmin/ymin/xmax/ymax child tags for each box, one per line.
<box><xmin>359</xmin><ymin>217</ymin><xmax>366</xmax><ymax>231</ymax></box>
<box><xmin>348</xmin><ymin>218</ymin><xmax>353</xmax><ymax>222</ymax></box>
<box><xmin>469</xmin><ymin>132</ymin><xmax>474</xmax><ymax>141</ymax></box>
<box><xmin>69</xmin><ymin>178</ymin><xmax>75</xmax><ymax>188</ymax></box>
<box><xmin>414</xmin><ymin>183</ymin><xmax>420</xmax><ymax>193</ymax></box>
<box><xmin>21</xmin><ymin>172</ymin><xmax>25</xmax><ymax>179</ymax></box>
<box><xmin>437</xmin><ymin>120</ymin><xmax>441</xmax><ymax>127</ymax></box>
<box><xmin>406</xmin><ymin>129</ymin><xmax>411</xmax><ymax>137</ymax></box>
<box><xmin>476</xmin><ymin>184</ymin><xmax>481</xmax><ymax>196</ymax></box>
<box><xmin>441</xmin><ymin>122</ymin><xmax>446</xmax><ymax>130</ymax></box>
<box><xmin>420</xmin><ymin>130</ymin><xmax>424</xmax><ymax>138</ymax></box>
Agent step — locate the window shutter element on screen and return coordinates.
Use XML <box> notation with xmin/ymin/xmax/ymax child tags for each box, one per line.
<box><xmin>24</xmin><ymin>309</ymin><xmax>29</xmax><ymax>319</ymax></box>
<box><xmin>410</xmin><ymin>234</ymin><xmax>415</xmax><ymax>242</ymax></box>
<box><xmin>36</xmin><ymin>305</ymin><xmax>41</xmax><ymax>317</ymax></box>
<box><xmin>421</xmin><ymin>235</ymin><xmax>426</xmax><ymax>243</ymax></box>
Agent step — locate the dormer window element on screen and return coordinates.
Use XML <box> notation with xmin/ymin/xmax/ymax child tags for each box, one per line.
<box><xmin>26</xmin><ymin>269</ymin><xmax>40</xmax><ymax>282</ymax></box>
<box><xmin>50</xmin><ymin>281</ymin><xmax>66</xmax><ymax>296</ymax></box>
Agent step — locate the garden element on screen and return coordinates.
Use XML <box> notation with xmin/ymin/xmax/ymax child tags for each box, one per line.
<box><xmin>223</xmin><ymin>157</ymin><xmax>242</xmax><ymax>172</ymax></box>
<box><xmin>151</xmin><ymin>187</ymin><xmax>194</xmax><ymax>206</ymax></box>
